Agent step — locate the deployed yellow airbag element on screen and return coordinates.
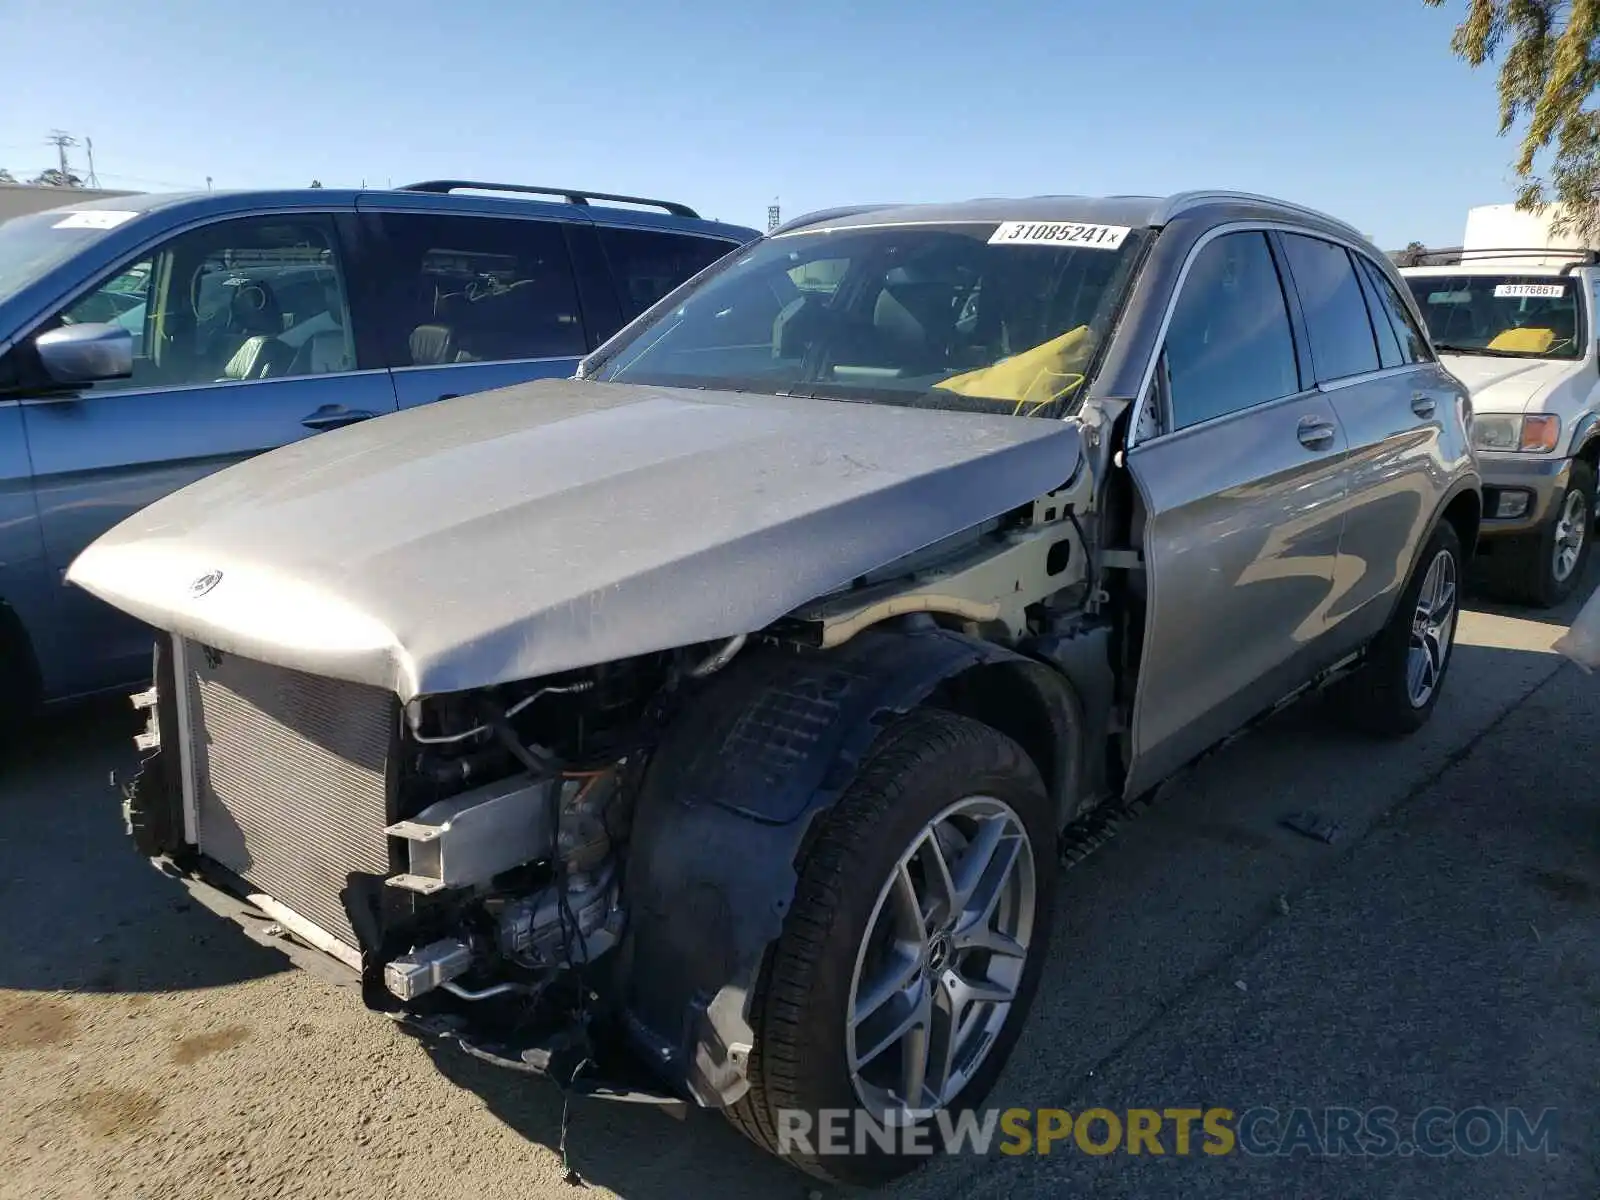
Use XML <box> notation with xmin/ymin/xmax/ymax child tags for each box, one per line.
<box><xmin>1487</xmin><ymin>326</ymin><xmax>1555</xmax><ymax>353</ymax></box>
<box><xmin>935</xmin><ymin>324</ymin><xmax>1095</xmax><ymax>415</ymax></box>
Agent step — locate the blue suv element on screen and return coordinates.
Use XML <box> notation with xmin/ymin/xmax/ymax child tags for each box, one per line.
<box><xmin>0</xmin><ymin>181</ymin><xmax>757</xmax><ymax>713</ymax></box>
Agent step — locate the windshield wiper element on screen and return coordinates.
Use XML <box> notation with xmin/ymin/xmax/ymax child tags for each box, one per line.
<box><xmin>1432</xmin><ymin>343</ymin><xmax>1497</xmax><ymax>356</ymax></box>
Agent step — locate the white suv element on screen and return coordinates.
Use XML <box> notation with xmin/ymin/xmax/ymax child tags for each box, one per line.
<box><xmin>1402</xmin><ymin>250</ymin><xmax>1600</xmax><ymax>605</ymax></box>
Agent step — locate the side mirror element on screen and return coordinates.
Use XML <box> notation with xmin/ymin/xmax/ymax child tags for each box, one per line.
<box><xmin>34</xmin><ymin>323</ymin><xmax>133</xmax><ymax>386</ymax></box>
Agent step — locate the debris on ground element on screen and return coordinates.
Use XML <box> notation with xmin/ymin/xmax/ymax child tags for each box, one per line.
<box><xmin>1281</xmin><ymin>811</ymin><xmax>1343</xmax><ymax>844</ymax></box>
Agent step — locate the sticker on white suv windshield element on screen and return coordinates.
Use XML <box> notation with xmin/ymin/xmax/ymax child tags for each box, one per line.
<box><xmin>52</xmin><ymin>210</ymin><xmax>139</xmax><ymax>230</ymax></box>
<box><xmin>989</xmin><ymin>221</ymin><xmax>1130</xmax><ymax>249</ymax></box>
<box><xmin>1494</xmin><ymin>282</ymin><xmax>1566</xmax><ymax>298</ymax></box>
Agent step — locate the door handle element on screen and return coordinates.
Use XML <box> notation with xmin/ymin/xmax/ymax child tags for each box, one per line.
<box><xmin>301</xmin><ymin>405</ymin><xmax>379</xmax><ymax>431</ymax></box>
<box><xmin>1411</xmin><ymin>392</ymin><xmax>1438</xmax><ymax>418</ymax></box>
<box><xmin>1297</xmin><ymin>417</ymin><xmax>1336</xmax><ymax>450</ymax></box>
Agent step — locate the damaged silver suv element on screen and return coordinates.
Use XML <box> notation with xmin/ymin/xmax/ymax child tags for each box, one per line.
<box><xmin>70</xmin><ymin>192</ymin><xmax>1479</xmax><ymax>1184</ymax></box>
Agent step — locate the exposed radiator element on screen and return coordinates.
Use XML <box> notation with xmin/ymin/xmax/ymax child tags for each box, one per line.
<box><xmin>182</xmin><ymin>641</ymin><xmax>397</xmax><ymax>951</ymax></box>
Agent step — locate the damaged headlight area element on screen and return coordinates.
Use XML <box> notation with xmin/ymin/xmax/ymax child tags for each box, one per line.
<box><xmin>127</xmin><ymin>633</ymin><xmax>748</xmax><ymax>1102</ymax></box>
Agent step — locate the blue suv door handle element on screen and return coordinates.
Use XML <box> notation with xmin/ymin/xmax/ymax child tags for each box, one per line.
<box><xmin>301</xmin><ymin>405</ymin><xmax>379</xmax><ymax>431</ymax></box>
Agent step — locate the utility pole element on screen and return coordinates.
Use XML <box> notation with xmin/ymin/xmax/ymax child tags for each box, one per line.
<box><xmin>46</xmin><ymin>129</ymin><xmax>78</xmax><ymax>180</ymax></box>
<box><xmin>84</xmin><ymin>136</ymin><xmax>99</xmax><ymax>188</ymax></box>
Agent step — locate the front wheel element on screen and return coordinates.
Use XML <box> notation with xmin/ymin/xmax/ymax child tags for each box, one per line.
<box><xmin>725</xmin><ymin>709</ymin><xmax>1056</xmax><ymax>1185</ymax></box>
<box><xmin>1335</xmin><ymin>520</ymin><xmax>1463</xmax><ymax>737</ymax></box>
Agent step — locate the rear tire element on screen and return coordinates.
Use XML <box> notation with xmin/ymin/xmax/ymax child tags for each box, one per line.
<box><xmin>1335</xmin><ymin>520</ymin><xmax>1462</xmax><ymax>737</ymax></box>
<box><xmin>1487</xmin><ymin>458</ymin><xmax>1594</xmax><ymax>608</ymax></box>
<box><xmin>725</xmin><ymin>709</ymin><xmax>1056</xmax><ymax>1185</ymax></box>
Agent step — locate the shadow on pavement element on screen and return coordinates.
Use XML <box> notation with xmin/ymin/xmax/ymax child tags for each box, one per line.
<box><xmin>416</xmin><ymin>1039</ymin><xmax>810</xmax><ymax>1200</ymax></box>
<box><xmin>0</xmin><ymin>694</ymin><xmax>289</xmax><ymax>996</ymax></box>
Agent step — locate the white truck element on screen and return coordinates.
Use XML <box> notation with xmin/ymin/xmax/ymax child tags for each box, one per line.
<box><xmin>1400</xmin><ymin>204</ymin><xmax>1600</xmax><ymax>605</ymax></box>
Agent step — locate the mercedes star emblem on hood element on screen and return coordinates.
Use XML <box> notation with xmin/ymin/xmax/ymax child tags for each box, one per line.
<box><xmin>188</xmin><ymin>570</ymin><xmax>223</xmax><ymax>598</ymax></box>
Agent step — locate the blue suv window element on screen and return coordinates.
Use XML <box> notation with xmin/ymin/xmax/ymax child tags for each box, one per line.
<box><xmin>375</xmin><ymin>215</ymin><xmax>587</xmax><ymax>367</ymax></box>
<box><xmin>596</xmin><ymin>226</ymin><xmax>738</xmax><ymax>322</ymax></box>
<box><xmin>46</xmin><ymin>215</ymin><xmax>355</xmax><ymax>393</ymax></box>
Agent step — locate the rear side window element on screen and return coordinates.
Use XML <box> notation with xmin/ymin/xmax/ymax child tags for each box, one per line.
<box><xmin>1356</xmin><ymin>257</ymin><xmax>1431</xmax><ymax>364</ymax></box>
<box><xmin>1279</xmin><ymin>234</ymin><xmax>1380</xmax><ymax>381</ymax></box>
<box><xmin>375</xmin><ymin>214</ymin><xmax>586</xmax><ymax>366</ymax></box>
<box><xmin>1164</xmin><ymin>231</ymin><xmax>1301</xmax><ymax>429</ymax></box>
<box><xmin>597</xmin><ymin>227</ymin><xmax>737</xmax><ymax>322</ymax></box>
<box><xmin>1354</xmin><ymin>261</ymin><xmax>1405</xmax><ymax>368</ymax></box>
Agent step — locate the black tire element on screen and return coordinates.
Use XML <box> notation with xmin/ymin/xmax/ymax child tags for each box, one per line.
<box><xmin>1486</xmin><ymin>458</ymin><xmax>1595</xmax><ymax>608</ymax></box>
<box><xmin>1335</xmin><ymin>520</ymin><xmax>1463</xmax><ymax>737</ymax></box>
<box><xmin>724</xmin><ymin>709</ymin><xmax>1057</xmax><ymax>1185</ymax></box>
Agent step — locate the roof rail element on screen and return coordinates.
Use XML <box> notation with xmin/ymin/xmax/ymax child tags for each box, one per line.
<box><xmin>1394</xmin><ymin>245</ymin><xmax>1600</xmax><ymax>270</ymax></box>
<box><xmin>398</xmin><ymin>180</ymin><xmax>699</xmax><ymax>219</ymax></box>
<box><xmin>1157</xmin><ymin>190</ymin><xmax>1366</xmax><ymax>241</ymax></box>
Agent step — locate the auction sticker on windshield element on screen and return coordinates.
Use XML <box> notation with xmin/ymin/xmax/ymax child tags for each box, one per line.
<box><xmin>1494</xmin><ymin>283</ymin><xmax>1566</xmax><ymax>298</ymax></box>
<box><xmin>52</xmin><ymin>211</ymin><xmax>139</xmax><ymax>231</ymax></box>
<box><xmin>990</xmin><ymin>221</ymin><xmax>1131</xmax><ymax>249</ymax></box>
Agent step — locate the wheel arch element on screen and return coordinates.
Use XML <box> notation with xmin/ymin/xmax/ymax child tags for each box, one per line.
<box><xmin>1439</xmin><ymin>482</ymin><xmax>1482</xmax><ymax>566</ymax></box>
<box><xmin>616</xmin><ymin>624</ymin><xmax>1085</xmax><ymax>1109</ymax></box>
<box><xmin>0</xmin><ymin>596</ymin><xmax>44</xmax><ymax>717</ymax></box>
<box><xmin>1571</xmin><ymin>413</ymin><xmax>1600</xmax><ymax>469</ymax></box>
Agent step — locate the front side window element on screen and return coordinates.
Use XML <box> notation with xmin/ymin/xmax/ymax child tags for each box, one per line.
<box><xmin>1404</xmin><ymin>272</ymin><xmax>1584</xmax><ymax>360</ymax></box>
<box><xmin>376</xmin><ymin>214</ymin><xmax>586</xmax><ymax>366</ymax></box>
<box><xmin>1164</xmin><ymin>231</ymin><xmax>1300</xmax><ymax>429</ymax></box>
<box><xmin>1280</xmin><ymin>234</ymin><xmax>1381</xmax><ymax>382</ymax></box>
<box><xmin>590</xmin><ymin>221</ymin><xmax>1148</xmax><ymax>418</ymax></box>
<box><xmin>597</xmin><ymin>227</ymin><xmax>738</xmax><ymax>322</ymax></box>
<box><xmin>43</xmin><ymin>215</ymin><xmax>355</xmax><ymax>394</ymax></box>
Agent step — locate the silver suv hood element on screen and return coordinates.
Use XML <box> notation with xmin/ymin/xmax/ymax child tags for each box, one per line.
<box><xmin>68</xmin><ymin>379</ymin><xmax>1083</xmax><ymax>700</ymax></box>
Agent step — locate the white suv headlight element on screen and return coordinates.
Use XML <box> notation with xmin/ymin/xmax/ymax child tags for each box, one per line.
<box><xmin>1472</xmin><ymin>413</ymin><xmax>1561</xmax><ymax>453</ymax></box>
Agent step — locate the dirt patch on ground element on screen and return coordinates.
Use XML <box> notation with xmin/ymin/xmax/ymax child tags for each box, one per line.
<box><xmin>0</xmin><ymin>994</ymin><xmax>78</xmax><ymax>1051</ymax></box>
<box><xmin>61</xmin><ymin>1085</ymin><xmax>163</xmax><ymax>1137</ymax></box>
<box><xmin>172</xmin><ymin>1024</ymin><xmax>252</xmax><ymax>1065</ymax></box>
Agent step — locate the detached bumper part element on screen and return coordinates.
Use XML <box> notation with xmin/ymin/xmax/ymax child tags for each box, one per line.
<box><xmin>384</xmin><ymin>938</ymin><xmax>474</xmax><ymax>1001</ymax></box>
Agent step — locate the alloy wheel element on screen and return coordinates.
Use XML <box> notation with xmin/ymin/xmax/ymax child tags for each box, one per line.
<box><xmin>845</xmin><ymin>795</ymin><xmax>1036</xmax><ymax>1124</ymax></box>
<box><xmin>1552</xmin><ymin>487</ymin><xmax>1588</xmax><ymax>584</ymax></box>
<box><xmin>1407</xmin><ymin>548</ymin><xmax>1458</xmax><ymax>708</ymax></box>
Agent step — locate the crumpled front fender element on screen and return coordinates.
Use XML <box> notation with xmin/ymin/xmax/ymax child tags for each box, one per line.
<box><xmin>615</xmin><ymin>626</ymin><xmax>1047</xmax><ymax>1108</ymax></box>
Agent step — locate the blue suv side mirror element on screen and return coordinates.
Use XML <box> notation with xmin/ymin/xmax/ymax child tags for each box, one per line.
<box><xmin>34</xmin><ymin>323</ymin><xmax>134</xmax><ymax>385</ymax></box>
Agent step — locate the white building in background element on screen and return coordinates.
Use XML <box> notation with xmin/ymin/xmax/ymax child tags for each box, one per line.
<box><xmin>0</xmin><ymin>182</ymin><xmax>138</xmax><ymax>223</ymax></box>
<box><xmin>1461</xmin><ymin>202</ymin><xmax>1600</xmax><ymax>266</ymax></box>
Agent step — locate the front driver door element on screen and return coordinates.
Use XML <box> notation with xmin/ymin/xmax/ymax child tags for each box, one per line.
<box><xmin>1122</xmin><ymin>229</ymin><xmax>1350</xmax><ymax>795</ymax></box>
<box><xmin>16</xmin><ymin>212</ymin><xmax>397</xmax><ymax>697</ymax></box>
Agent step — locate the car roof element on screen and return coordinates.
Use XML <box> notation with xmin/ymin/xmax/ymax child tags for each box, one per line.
<box><xmin>772</xmin><ymin>191</ymin><xmax>1368</xmax><ymax>244</ymax></box>
<box><xmin>41</xmin><ymin>187</ymin><xmax>759</xmax><ymax>243</ymax></box>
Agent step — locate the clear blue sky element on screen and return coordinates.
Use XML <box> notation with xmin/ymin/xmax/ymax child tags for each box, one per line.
<box><xmin>2</xmin><ymin>0</ymin><xmax>1520</xmax><ymax>247</ymax></box>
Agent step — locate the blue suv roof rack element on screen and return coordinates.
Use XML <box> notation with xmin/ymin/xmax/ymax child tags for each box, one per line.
<box><xmin>398</xmin><ymin>180</ymin><xmax>700</xmax><ymax>220</ymax></box>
